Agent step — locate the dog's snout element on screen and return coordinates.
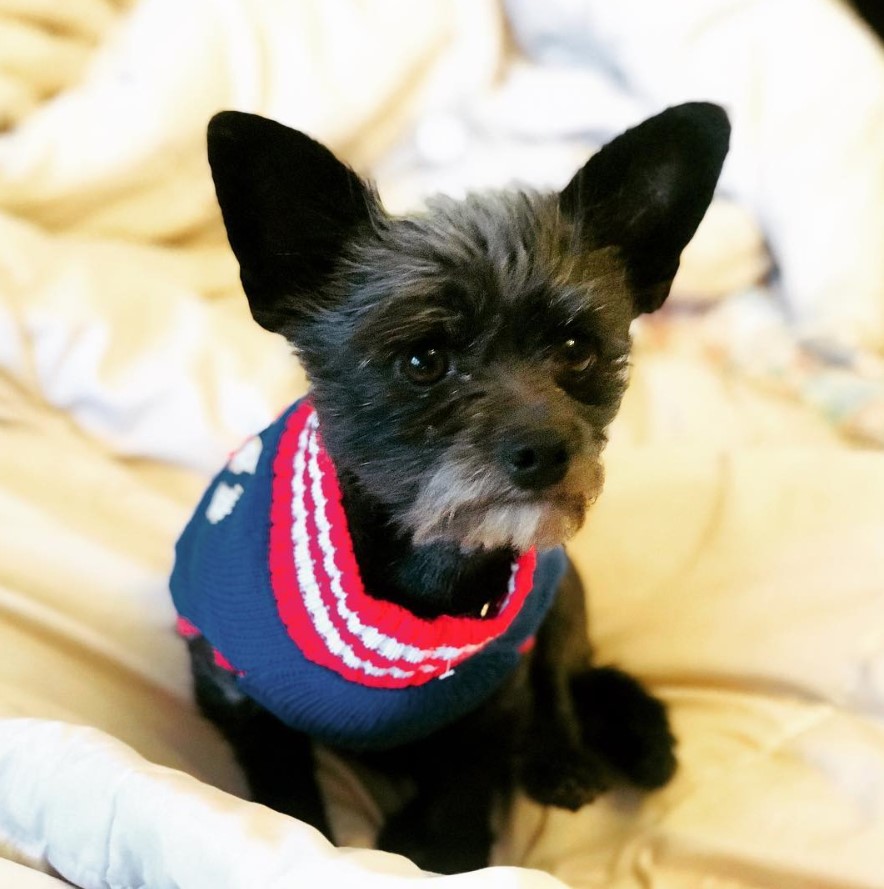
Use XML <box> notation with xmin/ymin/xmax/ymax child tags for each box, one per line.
<box><xmin>501</xmin><ymin>429</ymin><xmax>570</xmax><ymax>491</ymax></box>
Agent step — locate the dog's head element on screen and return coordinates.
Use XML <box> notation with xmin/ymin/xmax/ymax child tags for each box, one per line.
<box><xmin>208</xmin><ymin>104</ymin><xmax>729</xmax><ymax>552</ymax></box>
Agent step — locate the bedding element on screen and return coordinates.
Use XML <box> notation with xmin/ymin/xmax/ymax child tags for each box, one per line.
<box><xmin>1</xmin><ymin>1</ymin><xmax>883</xmax><ymax>887</ymax></box>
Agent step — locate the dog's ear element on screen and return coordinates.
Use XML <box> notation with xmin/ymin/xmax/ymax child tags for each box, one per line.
<box><xmin>207</xmin><ymin>111</ymin><xmax>376</xmax><ymax>337</ymax></box>
<box><xmin>560</xmin><ymin>102</ymin><xmax>730</xmax><ymax>316</ymax></box>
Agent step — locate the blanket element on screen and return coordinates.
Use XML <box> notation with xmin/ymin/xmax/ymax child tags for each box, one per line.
<box><xmin>1</xmin><ymin>1</ymin><xmax>883</xmax><ymax>887</ymax></box>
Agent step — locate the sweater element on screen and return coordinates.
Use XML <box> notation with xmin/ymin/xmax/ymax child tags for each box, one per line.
<box><xmin>170</xmin><ymin>399</ymin><xmax>566</xmax><ymax>751</ymax></box>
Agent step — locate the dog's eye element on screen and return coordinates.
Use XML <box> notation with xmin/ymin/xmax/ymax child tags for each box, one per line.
<box><xmin>400</xmin><ymin>346</ymin><xmax>449</xmax><ymax>385</ymax></box>
<box><xmin>556</xmin><ymin>335</ymin><xmax>597</xmax><ymax>373</ymax></box>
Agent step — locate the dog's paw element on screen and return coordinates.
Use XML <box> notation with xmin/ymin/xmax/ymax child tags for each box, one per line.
<box><xmin>571</xmin><ymin>666</ymin><xmax>677</xmax><ymax>790</ymax></box>
<box><xmin>520</xmin><ymin>745</ymin><xmax>612</xmax><ymax>811</ymax></box>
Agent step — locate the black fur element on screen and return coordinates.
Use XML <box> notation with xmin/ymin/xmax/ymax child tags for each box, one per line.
<box><xmin>190</xmin><ymin>104</ymin><xmax>729</xmax><ymax>873</ymax></box>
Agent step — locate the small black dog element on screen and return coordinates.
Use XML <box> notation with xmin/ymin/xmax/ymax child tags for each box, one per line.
<box><xmin>171</xmin><ymin>103</ymin><xmax>729</xmax><ymax>874</ymax></box>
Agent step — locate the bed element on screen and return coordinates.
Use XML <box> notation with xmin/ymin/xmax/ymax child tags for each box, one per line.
<box><xmin>2</xmin><ymin>1</ymin><xmax>883</xmax><ymax>886</ymax></box>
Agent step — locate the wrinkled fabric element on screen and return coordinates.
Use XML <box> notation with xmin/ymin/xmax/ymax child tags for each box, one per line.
<box><xmin>1</xmin><ymin>1</ymin><xmax>883</xmax><ymax>888</ymax></box>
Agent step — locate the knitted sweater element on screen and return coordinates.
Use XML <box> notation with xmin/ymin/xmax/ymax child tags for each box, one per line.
<box><xmin>170</xmin><ymin>399</ymin><xmax>566</xmax><ymax>751</ymax></box>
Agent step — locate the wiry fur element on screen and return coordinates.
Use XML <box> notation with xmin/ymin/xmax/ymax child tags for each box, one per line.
<box><xmin>189</xmin><ymin>104</ymin><xmax>731</xmax><ymax>873</ymax></box>
<box><xmin>301</xmin><ymin>193</ymin><xmax>633</xmax><ymax>552</ymax></box>
<box><xmin>405</xmin><ymin>444</ymin><xmax>602</xmax><ymax>551</ymax></box>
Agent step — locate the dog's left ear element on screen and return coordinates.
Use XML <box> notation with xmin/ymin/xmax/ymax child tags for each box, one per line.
<box><xmin>561</xmin><ymin>102</ymin><xmax>730</xmax><ymax>315</ymax></box>
<box><xmin>207</xmin><ymin>111</ymin><xmax>377</xmax><ymax>339</ymax></box>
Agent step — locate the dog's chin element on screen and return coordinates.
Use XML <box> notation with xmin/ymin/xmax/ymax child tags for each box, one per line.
<box><xmin>401</xmin><ymin>451</ymin><xmax>605</xmax><ymax>553</ymax></box>
<box><xmin>409</xmin><ymin>494</ymin><xmax>591</xmax><ymax>553</ymax></box>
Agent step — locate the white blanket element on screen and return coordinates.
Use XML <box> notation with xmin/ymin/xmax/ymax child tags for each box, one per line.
<box><xmin>507</xmin><ymin>0</ymin><xmax>884</xmax><ymax>351</ymax></box>
<box><xmin>1</xmin><ymin>2</ymin><xmax>883</xmax><ymax>887</ymax></box>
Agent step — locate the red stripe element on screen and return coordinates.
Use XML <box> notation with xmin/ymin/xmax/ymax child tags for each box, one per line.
<box><xmin>267</xmin><ymin>404</ymin><xmax>421</xmax><ymax>688</ymax></box>
<box><xmin>300</xmin><ymin>435</ymin><xmax>418</xmax><ymax>676</ymax></box>
<box><xmin>213</xmin><ymin>649</ymin><xmax>243</xmax><ymax>674</ymax></box>
<box><xmin>269</xmin><ymin>404</ymin><xmax>336</xmax><ymax>676</ymax></box>
<box><xmin>176</xmin><ymin>617</ymin><xmax>242</xmax><ymax>675</ymax></box>
<box><xmin>270</xmin><ymin>407</ymin><xmax>411</xmax><ymax>687</ymax></box>
<box><xmin>298</xmin><ymin>425</ymin><xmax>395</xmax><ymax>681</ymax></box>
<box><xmin>300</xmin><ymin>425</ymin><xmax>441</xmax><ymax>687</ymax></box>
<box><xmin>176</xmin><ymin>616</ymin><xmax>200</xmax><ymax>639</ymax></box>
<box><xmin>267</xmin><ymin>401</ymin><xmax>539</xmax><ymax>689</ymax></box>
<box><xmin>309</xmin><ymin>430</ymin><xmax>458</xmax><ymax>678</ymax></box>
<box><xmin>518</xmin><ymin>636</ymin><xmax>536</xmax><ymax>655</ymax></box>
<box><xmin>314</xmin><ymin>420</ymin><xmax>537</xmax><ymax>650</ymax></box>
<box><xmin>311</xmin><ymin>423</ymin><xmax>533</xmax><ymax>678</ymax></box>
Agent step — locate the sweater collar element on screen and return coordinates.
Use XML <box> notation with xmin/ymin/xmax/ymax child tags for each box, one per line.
<box><xmin>267</xmin><ymin>400</ymin><xmax>538</xmax><ymax>689</ymax></box>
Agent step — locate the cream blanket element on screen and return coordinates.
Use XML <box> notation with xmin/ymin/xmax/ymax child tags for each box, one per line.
<box><xmin>1</xmin><ymin>2</ymin><xmax>883</xmax><ymax>887</ymax></box>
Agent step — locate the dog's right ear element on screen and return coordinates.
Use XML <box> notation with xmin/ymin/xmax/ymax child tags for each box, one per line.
<box><xmin>560</xmin><ymin>102</ymin><xmax>730</xmax><ymax>317</ymax></box>
<box><xmin>207</xmin><ymin>111</ymin><xmax>376</xmax><ymax>338</ymax></box>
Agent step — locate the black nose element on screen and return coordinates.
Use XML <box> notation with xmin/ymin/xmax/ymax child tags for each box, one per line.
<box><xmin>500</xmin><ymin>429</ymin><xmax>571</xmax><ymax>491</ymax></box>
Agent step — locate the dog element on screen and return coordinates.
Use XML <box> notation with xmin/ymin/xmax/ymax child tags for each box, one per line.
<box><xmin>170</xmin><ymin>102</ymin><xmax>729</xmax><ymax>874</ymax></box>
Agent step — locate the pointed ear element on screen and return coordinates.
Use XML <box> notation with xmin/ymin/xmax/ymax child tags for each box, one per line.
<box><xmin>207</xmin><ymin>111</ymin><xmax>377</xmax><ymax>336</ymax></box>
<box><xmin>560</xmin><ymin>102</ymin><xmax>730</xmax><ymax>315</ymax></box>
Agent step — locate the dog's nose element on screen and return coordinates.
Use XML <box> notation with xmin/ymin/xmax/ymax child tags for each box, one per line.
<box><xmin>501</xmin><ymin>429</ymin><xmax>570</xmax><ymax>491</ymax></box>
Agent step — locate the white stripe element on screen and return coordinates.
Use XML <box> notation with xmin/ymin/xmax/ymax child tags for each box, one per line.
<box><xmin>305</xmin><ymin>419</ymin><xmax>517</xmax><ymax>667</ymax></box>
<box><xmin>289</xmin><ymin>419</ymin><xmax>413</xmax><ymax>680</ymax></box>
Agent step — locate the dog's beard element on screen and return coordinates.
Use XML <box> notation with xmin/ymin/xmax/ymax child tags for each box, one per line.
<box><xmin>403</xmin><ymin>450</ymin><xmax>604</xmax><ymax>552</ymax></box>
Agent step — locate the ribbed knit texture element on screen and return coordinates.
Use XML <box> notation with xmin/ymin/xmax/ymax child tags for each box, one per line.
<box><xmin>170</xmin><ymin>399</ymin><xmax>566</xmax><ymax>751</ymax></box>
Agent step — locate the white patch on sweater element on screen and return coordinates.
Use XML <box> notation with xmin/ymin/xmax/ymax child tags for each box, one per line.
<box><xmin>205</xmin><ymin>482</ymin><xmax>244</xmax><ymax>524</ymax></box>
<box><xmin>228</xmin><ymin>436</ymin><xmax>263</xmax><ymax>474</ymax></box>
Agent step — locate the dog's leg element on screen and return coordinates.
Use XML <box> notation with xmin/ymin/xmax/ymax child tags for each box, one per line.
<box><xmin>187</xmin><ymin>637</ymin><xmax>333</xmax><ymax>839</ymax></box>
<box><xmin>373</xmin><ymin>669</ymin><xmax>528</xmax><ymax>874</ymax></box>
<box><xmin>570</xmin><ymin>664</ymin><xmax>677</xmax><ymax>790</ymax></box>
<box><xmin>376</xmin><ymin>760</ymin><xmax>499</xmax><ymax>874</ymax></box>
<box><xmin>524</xmin><ymin>560</ymin><xmax>677</xmax><ymax>799</ymax></box>
<box><xmin>519</xmin><ymin>560</ymin><xmax>614</xmax><ymax>809</ymax></box>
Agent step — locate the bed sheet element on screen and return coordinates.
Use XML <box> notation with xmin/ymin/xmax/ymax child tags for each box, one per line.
<box><xmin>1</xmin><ymin>2</ymin><xmax>883</xmax><ymax>888</ymax></box>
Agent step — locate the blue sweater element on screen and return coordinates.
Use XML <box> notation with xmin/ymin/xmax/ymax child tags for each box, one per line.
<box><xmin>170</xmin><ymin>399</ymin><xmax>565</xmax><ymax>751</ymax></box>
